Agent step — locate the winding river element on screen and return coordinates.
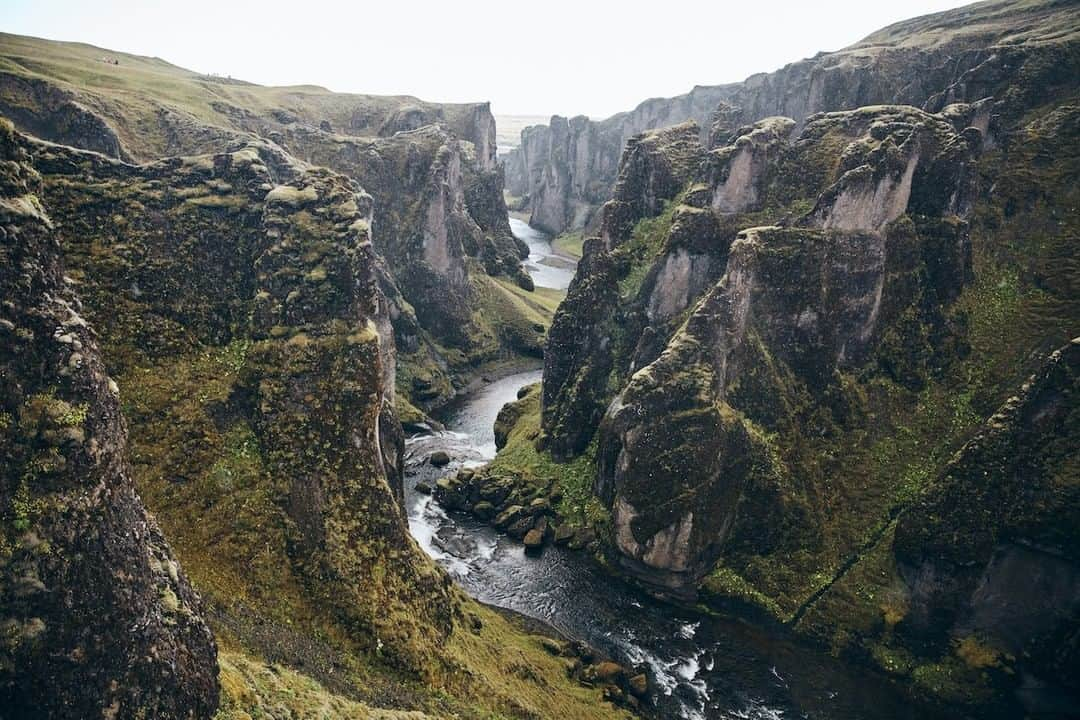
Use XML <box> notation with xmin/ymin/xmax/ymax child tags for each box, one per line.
<box><xmin>403</xmin><ymin>220</ymin><xmax>932</xmax><ymax>720</ymax></box>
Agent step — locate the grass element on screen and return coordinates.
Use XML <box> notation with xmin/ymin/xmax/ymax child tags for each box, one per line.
<box><xmin>217</xmin><ymin>652</ymin><xmax>435</xmax><ymax>720</ymax></box>
<box><xmin>485</xmin><ymin>387</ymin><xmax>609</xmax><ymax>532</ymax></box>
<box><xmin>552</xmin><ymin>232</ymin><xmax>584</xmax><ymax>259</ymax></box>
<box><xmin>0</xmin><ymin>31</ymin><xmax>492</xmax><ymax>161</ymax></box>
<box><xmin>614</xmin><ymin>201</ymin><xmax>676</xmax><ymax>300</ymax></box>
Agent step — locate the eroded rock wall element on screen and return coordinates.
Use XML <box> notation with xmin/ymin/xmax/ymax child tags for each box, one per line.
<box><xmin>19</xmin><ymin>126</ymin><xmax>458</xmax><ymax>675</ymax></box>
<box><xmin>504</xmin><ymin>0</ymin><xmax>1080</xmax><ymax>235</ymax></box>
<box><xmin>0</xmin><ymin>119</ymin><xmax>219</xmax><ymax>719</ymax></box>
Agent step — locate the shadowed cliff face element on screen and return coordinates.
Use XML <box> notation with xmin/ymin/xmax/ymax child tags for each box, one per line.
<box><xmin>504</xmin><ymin>0</ymin><xmax>1080</xmax><ymax>235</ymax></box>
<box><xmin>893</xmin><ymin>338</ymin><xmax>1080</xmax><ymax>695</ymax></box>
<box><xmin>0</xmin><ymin>120</ymin><xmax>219</xmax><ymax>718</ymax></box>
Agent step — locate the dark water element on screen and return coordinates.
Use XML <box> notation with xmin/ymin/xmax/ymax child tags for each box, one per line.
<box><xmin>401</xmin><ymin>220</ymin><xmax>931</xmax><ymax>719</ymax></box>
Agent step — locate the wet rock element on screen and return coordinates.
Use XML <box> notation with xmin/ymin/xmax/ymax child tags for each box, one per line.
<box><xmin>434</xmin><ymin>477</ymin><xmax>468</xmax><ymax>511</ymax></box>
<box><xmin>472</xmin><ymin>501</ymin><xmax>496</xmax><ymax>521</ymax></box>
<box><xmin>523</xmin><ymin>529</ymin><xmax>545</xmax><ymax>553</ymax></box>
<box><xmin>414</xmin><ymin>481</ymin><xmax>433</xmax><ymax>495</ymax></box>
<box><xmin>628</xmin><ymin>673</ymin><xmax>649</xmax><ymax>698</ymax></box>
<box><xmin>553</xmin><ymin>524</ymin><xmax>575</xmax><ymax>545</ymax></box>
<box><xmin>507</xmin><ymin>516</ymin><xmax>533</xmax><ymax>540</ymax></box>
<box><xmin>478</xmin><ymin>475</ymin><xmax>513</xmax><ymax>506</ymax></box>
<box><xmin>429</xmin><ymin>450</ymin><xmax>451</xmax><ymax>467</ymax></box>
<box><xmin>493</xmin><ymin>504</ymin><xmax>526</xmax><ymax>529</ymax></box>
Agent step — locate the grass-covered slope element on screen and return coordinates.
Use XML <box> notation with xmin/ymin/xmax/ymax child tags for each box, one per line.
<box><xmin>0</xmin><ymin>32</ymin><xmax>496</xmax><ymax>163</ymax></box>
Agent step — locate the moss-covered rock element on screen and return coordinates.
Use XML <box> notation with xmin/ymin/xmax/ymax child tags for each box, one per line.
<box><xmin>537</xmin><ymin>68</ymin><xmax>1080</xmax><ymax>711</ymax></box>
<box><xmin>0</xmin><ymin>118</ymin><xmax>219</xmax><ymax>718</ymax></box>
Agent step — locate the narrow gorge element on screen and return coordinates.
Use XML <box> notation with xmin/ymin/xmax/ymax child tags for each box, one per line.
<box><xmin>1</xmin><ymin>1</ymin><xmax>1078</xmax><ymax>719</ymax></box>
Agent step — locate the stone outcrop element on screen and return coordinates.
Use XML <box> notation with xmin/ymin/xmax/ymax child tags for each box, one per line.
<box><xmin>0</xmin><ymin>119</ymin><xmax>219</xmax><ymax>718</ymax></box>
<box><xmin>589</xmin><ymin>106</ymin><xmax>977</xmax><ymax>593</ymax></box>
<box><xmin>17</xmin><ymin>124</ymin><xmax>459</xmax><ymax>675</ymax></box>
<box><xmin>504</xmin><ymin>0</ymin><xmax>1080</xmax><ymax>235</ymax></box>
<box><xmin>0</xmin><ymin>32</ymin><xmax>533</xmax><ymax>411</ymax></box>
<box><xmin>542</xmin><ymin>122</ymin><xmax>707</xmax><ymax>458</ymax></box>
<box><xmin>535</xmin><ymin>4</ymin><xmax>1080</xmax><ymax>705</ymax></box>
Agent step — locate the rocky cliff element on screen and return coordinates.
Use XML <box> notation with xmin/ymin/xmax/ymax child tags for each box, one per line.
<box><xmin>504</xmin><ymin>0</ymin><xmax>1080</xmax><ymax>235</ymax></box>
<box><xmin>523</xmin><ymin>0</ymin><xmax>1080</xmax><ymax>712</ymax></box>
<box><xmin>0</xmin><ymin>119</ymin><xmax>220</xmax><ymax>718</ymax></box>
<box><xmin>1</xmin><ymin>114</ymin><xmax>632</xmax><ymax>718</ymax></box>
<box><xmin>0</xmin><ymin>33</ymin><xmax>538</xmax><ymax>414</ymax></box>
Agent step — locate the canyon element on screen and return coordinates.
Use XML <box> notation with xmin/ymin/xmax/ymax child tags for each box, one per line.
<box><xmin>1</xmin><ymin>0</ymin><xmax>1079</xmax><ymax>718</ymax></box>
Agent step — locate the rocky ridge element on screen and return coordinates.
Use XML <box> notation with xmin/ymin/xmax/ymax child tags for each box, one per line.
<box><xmin>504</xmin><ymin>0</ymin><xmax>1080</xmax><ymax>236</ymax></box>
<box><xmin>478</xmin><ymin>2</ymin><xmax>1080</xmax><ymax>712</ymax></box>
<box><xmin>0</xmin><ymin>119</ymin><xmax>220</xmax><ymax>718</ymax></box>
<box><xmin>0</xmin><ymin>32</ymin><xmax>541</xmax><ymax>415</ymax></box>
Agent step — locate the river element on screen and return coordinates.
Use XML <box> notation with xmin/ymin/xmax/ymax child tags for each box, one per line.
<box><xmin>402</xmin><ymin>219</ymin><xmax>932</xmax><ymax>720</ymax></box>
<box><xmin>511</xmin><ymin>216</ymin><xmax>577</xmax><ymax>290</ymax></box>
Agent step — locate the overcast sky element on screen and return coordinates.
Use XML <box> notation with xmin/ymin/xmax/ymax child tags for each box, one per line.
<box><xmin>4</xmin><ymin>0</ymin><xmax>973</xmax><ymax>119</ymax></box>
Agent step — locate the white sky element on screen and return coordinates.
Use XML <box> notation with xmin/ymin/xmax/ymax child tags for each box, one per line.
<box><xmin>2</xmin><ymin>0</ymin><xmax>973</xmax><ymax>119</ymax></box>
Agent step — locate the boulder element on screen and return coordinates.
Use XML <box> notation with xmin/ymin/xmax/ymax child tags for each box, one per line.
<box><xmin>494</xmin><ymin>504</ymin><xmax>526</xmax><ymax>529</ymax></box>
<box><xmin>508</xmin><ymin>516</ymin><xmax>534</xmax><ymax>540</ymax></box>
<box><xmin>523</xmin><ymin>529</ymin><xmax>545</xmax><ymax>553</ymax></box>
<box><xmin>553</xmin><ymin>524</ymin><xmax>576</xmax><ymax>545</ymax></box>
<box><xmin>429</xmin><ymin>450</ymin><xmax>451</xmax><ymax>467</ymax></box>
<box><xmin>529</xmin><ymin>497</ymin><xmax>553</xmax><ymax>514</ymax></box>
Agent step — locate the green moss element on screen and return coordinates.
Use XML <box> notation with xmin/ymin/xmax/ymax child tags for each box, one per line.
<box><xmin>485</xmin><ymin>386</ymin><xmax>607</xmax><ymax>533</ymax></box>
<box><xmin>701</xmin><ymin>566</ymin><xmax>785</xmax><ymax>618</ymax></box>
<box><xmin>552</xmin><ymin>232</ymin><xmax>584</xmax><ymax>259</ymax></box>
<box><xmin>265</xmin><ymin>185</ymin><xmax>319</xmax><ymax>207</ymax></box>
<box><xmin>614</xmin><ymin>200</ymin><xmax>677</xmax><ymax>301</ymax></box>
<box><xmin>911</xmin><ymin>658</ymin><xmax>995</xmax><ymax>707</ymax></box>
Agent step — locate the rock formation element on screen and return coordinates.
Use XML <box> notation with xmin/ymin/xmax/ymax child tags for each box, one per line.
<box><xmin>0</xmin><ymin>119</ymin><xmax>219</xmax><ymax>718</ymax></box>
<box><xmin>17</xmin><ymin>126</ymin><xmax>461</xmax><ymax>673</ymax></box>
<box><xmin>504</xmin><ymin>0</ymin><xmax>1080</xmax><ymax>235</ymax></box>
<box><xmin>0</xmin><ymin>32</ymin><xmax>536</xmax><ymax>413</ymax></box>
<box><xmin>0</xmin><ymin>110</ymin><xmax>627</xmax><ymax>718</ymax></box>
<box><xmin>530</xmin><ymin>1</ymin><xmax>1080</xmax><ymax>711</ymax></box>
